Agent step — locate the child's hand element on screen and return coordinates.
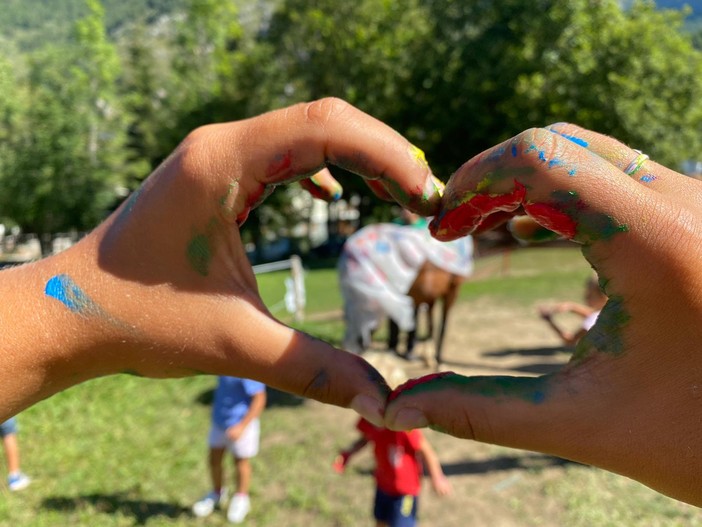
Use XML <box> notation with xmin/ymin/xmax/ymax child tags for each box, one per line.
<box><xmin>432</xmin><ymin>474</ymin><xmax>452</xmax><ymax>496</ymax></box>
<box><xmin>537</xmin><ymin>306</ymin><xmax>553</xmax><ymax>320</ymax></box>
<box><xmin>386</xmin><ymin>123</ymin><xmax>702</xmax><ymax>507</ymax></box>
<box><xmin>226</xmin><ymin>423</ymin><xmax>245</xmax><ymax>442</ymax></box>
<box><xmin>332</xmin><ymin>451</ymin><xmax>351</xmax><ymax>474</ymax></box>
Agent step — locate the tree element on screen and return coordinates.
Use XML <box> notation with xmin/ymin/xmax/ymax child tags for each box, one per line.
<box><xmin>0</xmin><ymin>0</ymin><xmax>145</xmax><ymax>247</ymax></box>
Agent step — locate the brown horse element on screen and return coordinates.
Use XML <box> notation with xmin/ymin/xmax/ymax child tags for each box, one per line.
<box><xmin>388</xmin><ymin>261</ymin><xmax>464</xmax><ymax>368</ymax></box>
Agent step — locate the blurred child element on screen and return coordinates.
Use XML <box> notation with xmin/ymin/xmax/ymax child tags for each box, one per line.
<box><xmin>334</xmin><ymin>417</ymin><xmax>451</xmax><ymax>527</ymax></box>
<box><xmin>1</xmin><ymin>417</ymin><xmax>31</xmax><ymax>491</ymax></box>
<box><xmin>538</xmin><ymin>273</ymin><xmax>608</xmax><ymax>346</ymax></box>
<box><xmin>192</xmin><ymin>376</ymin><xmax>266</xmax><ymax>524</ymax></box>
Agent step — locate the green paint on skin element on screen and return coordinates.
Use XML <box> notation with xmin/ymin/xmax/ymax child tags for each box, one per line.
<box><xmin>382</xmin><ymin>177</ymin><xmax>412</xmax><ymax>206</ymax></box>
<box><xmin>550</xmin><ymin>190</ymin><xmax>628</xmax><ymax>243</ymax></box>
<box><xmin>572</xmin><ymin>296</ymin><xmax>630</xmax><ymax>362</ymax></box>
<box><xmin>527</xmin><ymin>226</ymin><xmax>561</xmax><ymax>243</ymax></box>
<box><xmin>187</xmin><ymin>233</ymin><xmax>212</xmax><ymax>276</ymax></box>
<box><xmin>429</xmin><ymin>423</ymin><xmax>450</xmax><ymax>434</ymax></box>
<box><xmin>397</xmin><ymin>372</ymin><xmax>551</xmax><ymax>404</ymax></box>
<box><xmin>186</xmin><ymin>217</ymin><xmax>226</xmax><ymax>276</ymax></box>
<box><xmin>359</xmin><ymin>357</ymin><xmax>392</xmax><ymax>398</ymax></box>
<box><xmin>332</xmin><ymin>152</ymin><xmax>373</xmax><ymax>179</ymax></box>
<box><xmin>219</xmin><ymin>179</ymin><xmax>240</xmax><ymax>218</ymax></box>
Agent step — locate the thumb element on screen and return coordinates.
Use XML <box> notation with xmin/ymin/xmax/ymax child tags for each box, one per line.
<box><xmin>214</xmin><ymin>300</ymin><xmax>389</xmax><ymax>427</ymax></box>
<box><xmin>384</xmin><ymin>364</ymin><xmax>640</xmax><ymax>471</ymax></box>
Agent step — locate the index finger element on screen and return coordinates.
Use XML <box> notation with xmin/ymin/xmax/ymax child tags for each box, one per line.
<box><xmin>203</xmin><ymin>98</ymin><xmax>443</xmax><ymax>220</ymax></box>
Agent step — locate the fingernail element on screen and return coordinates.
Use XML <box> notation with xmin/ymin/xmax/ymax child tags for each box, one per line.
<box><xmin>350</xmin><ymin>394</ymin><xmax>385</xmax><ymax>428</ymax></box>
<box><xmin>390</xmin><ymin>407</ymin><xmax>429</xmax><ymax>431</ymax></box>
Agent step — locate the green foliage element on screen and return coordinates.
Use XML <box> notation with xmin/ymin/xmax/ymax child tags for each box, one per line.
<box><xmin>2</xmin><ymin>0</ymin><xmax>702</xmax><ymax>238</ymax></box>
<box><xmin>0</xmin><ymin>0</ymin><xmax>188</xmax><ymax>50</ymax></box>
<box><xmin>0</xmin><ymin>0</ymin><xmax>148</xmax><ymax>238</ymax></box>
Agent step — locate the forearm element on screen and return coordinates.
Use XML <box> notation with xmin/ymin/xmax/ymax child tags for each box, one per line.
<box><xmin>239</xmin><ymin>391</ymin><xmax>267</xmax><ymax>428</ymax></box>
<box><xmin>542</xmin><ymin>316</ymin><xmax>573</xmax><ymax>344</ymax></box>
<box><xmin>0</xmin><ymin>247</ymin><xmax>121</xmax><ymax>420</ymax></box>
<box><xmin>343</xmin><ymin>437</ymin><xmax>368</xmax><ymax>457</ymax></box>
<box><xmin>419</xmin><ymin>446</ymin><xmax>445</xmax><ymax>482</ymax></box>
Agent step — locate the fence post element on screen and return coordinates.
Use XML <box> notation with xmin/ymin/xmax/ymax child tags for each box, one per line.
<box><xmin>290</xmin><ymin>255</ymin><xmax>305</xmax><ymax>323</ymax></box>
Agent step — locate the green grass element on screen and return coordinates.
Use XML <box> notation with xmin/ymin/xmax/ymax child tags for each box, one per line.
<box><xmin>4</xmin><ymin>245</ymin><xmax>702</xmax><ymax>525</ymax></box>
<box><xmin>460</xmin><ymin>246</ymin><xmax>593</xmax><ymax>305</ymax></box>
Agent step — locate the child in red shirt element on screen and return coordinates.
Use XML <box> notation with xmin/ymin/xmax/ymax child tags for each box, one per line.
<box><xmin>334</xmin><ymin>418</ymin><xmax>452</xmax><ymax>527</ymax></box>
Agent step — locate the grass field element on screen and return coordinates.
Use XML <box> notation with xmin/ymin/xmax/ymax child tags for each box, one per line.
<box><xmin>2</xmin><ymin>246</ymin><xmax>701</xmax><ymax>526</ymax></box>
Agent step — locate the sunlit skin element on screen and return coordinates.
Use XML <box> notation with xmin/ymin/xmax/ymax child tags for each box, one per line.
<box><xmin>7</xmin><ymin>105</ymin><xmax>702</xmax><ymax>507</ymax></box>
<box><xmin>387</xmin><ymin>123</ymin><xmax>702</xmax><ymax>506</ymax></box>
<box><xmin>0</xmin><ymin>99</ymin><xmax>443</xmax><ymax>433</ymax></box>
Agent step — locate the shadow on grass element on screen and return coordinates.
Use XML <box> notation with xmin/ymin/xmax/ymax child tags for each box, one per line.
<box><xmin>194</xmin><ymin>387</ymin><xmax>305</xmax><ymax>408</ymax></box>
<box><xmin>41</xmin><ymin>492</ymin><xmax>190</xmax><ymax>525</ymax></box>
<box><xmin>441</xmin><ymin>453</ymin><xmax>578</xmax><ymax>477</ymax></box>
<box><xmin>351</xmin><ymin>453</ymin><xmax>579</xmax><ymax>479</ymax></box>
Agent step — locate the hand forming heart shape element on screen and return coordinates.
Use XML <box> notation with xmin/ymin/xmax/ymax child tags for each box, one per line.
<box><xmin>3</xmin><ymin>103</ymin><xmax>702</xmax><ymax>506</ymax></box>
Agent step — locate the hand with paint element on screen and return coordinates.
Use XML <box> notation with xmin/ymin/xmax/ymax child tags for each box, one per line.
<box><xmin>0</xmin><ymin>98</ymin><xmax>443</xmax><ymax>427</ymax></box>
<box><xmin>384</xmin><ymin>123</ymin><xmax>702</xmax><ymax>506</ymax></box>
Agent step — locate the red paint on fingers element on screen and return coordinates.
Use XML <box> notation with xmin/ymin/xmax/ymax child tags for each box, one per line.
<box><xmin>431</xmin><ymin>180</ymin><xmax>526</xmax><ymax>240</ymax></box>
<box><xmin>523</xmin><ymin>202</ymin><xmax>577</xmax><ymax>239</ymax></box>
<box><xmin>388</xmin><ymin>372</ymin><xmax>454</xmax><ymax>403</ymax></box>
<box><xmin>266</xmin><ymin>150</ymin><xmax>295</xmax><ymax>181</ymax></box>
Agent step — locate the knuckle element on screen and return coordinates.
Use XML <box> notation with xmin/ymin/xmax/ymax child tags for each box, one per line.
<box><xmin>302</xmin><ymin>97</ymin><xmax>352</xmax><ymax>126</ymax></box>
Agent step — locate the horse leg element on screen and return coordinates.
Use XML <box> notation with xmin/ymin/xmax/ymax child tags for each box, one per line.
<box><xmin>388</xmin><ymin>318</ymin><xmax>400</xmax><ymax>353</ymax></box>
<box><xmin>436</xmin><ymin>278</ymin><xmax>461</xmax><ymax>368</ymax></box>
<box><xmin>405</xmin><ymin>305</ymin><xmax>420</xmax><ymax>358</ymax></box>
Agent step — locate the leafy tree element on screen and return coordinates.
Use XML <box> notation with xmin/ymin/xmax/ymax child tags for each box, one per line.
<box><xmin>507</xmin><ymin>0</ymin><xmax>702</xmax><ymax>168</ymax></box>
<box><xmin>0</xmin><ymin>0</ymin><xmax>146</xmax><ymax>247</ymax></box>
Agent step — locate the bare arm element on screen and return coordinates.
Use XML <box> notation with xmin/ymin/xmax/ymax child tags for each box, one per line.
<box><xmin>226</xmin><ymin>389</ymin><xmax>267</xmax><ymax>441</ymax></box>
<box><xmin>333</xmin><ymin>436</ymin><xmax>369</xmax><ymax>473</ymax></box>
<box><xmin>418</xmin><ymin>436</ymin><xmax>452</xmax><ymax>496</ymax></box>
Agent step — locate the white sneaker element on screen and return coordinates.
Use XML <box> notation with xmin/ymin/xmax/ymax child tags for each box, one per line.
<box><xmin>227</xmin><ymin>493</ymin><xmax>251</xmax><ymax>523</ymax></box>
<box><xmin>192</xmin><ymin>490</ymin><xmax>225</xmax><ymax>518</ymax></box>
<box><xmin>8</xmin><ymin>472</ymin><xmax>30</xmax><ymax>492</ymax></box>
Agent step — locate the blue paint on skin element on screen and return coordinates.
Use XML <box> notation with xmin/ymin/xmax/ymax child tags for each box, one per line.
<box><xmin>525</xmin><ymin>144</ymin><xmax>548</xmax><ymax>163</ymax></box>
<box><xmin>487</xmin><ymin>147</ymin><xmax>506</xmax><ymax>162</ymax></box>
<box><xmin>556</xmin><ymin>132</ymin><xmax>589</xmax><ymax>148</ymax></box>
<box><xmin>525</xmin><ymin>141</ymin><xmax>578</xmax><ymax>176</ymax></box>
<box><xmin>45</xmin><ymin>274</ymin><xmax>94</xmax><ymax>314</ymax></box>
<box><xmin>511</xmin><ymin>144</ymin><xmax>518</xmax><ymax>157</ymax></box>
<box><xmin>640</xmin><ymin>174</ymin><xmax>656</xmax><ymax>183</ymax></box>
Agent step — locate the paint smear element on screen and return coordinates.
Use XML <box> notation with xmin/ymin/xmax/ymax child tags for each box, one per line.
<box><xmin>266</xmin><ymin>150</ymin><xmax>295</xmax><ymax>180</ymax></box>
<box><xmin>45</xmin><ymin>274</ymin><xmax>98</xmax><ymax>315</ymax></box>
<box><xmin>389</xmin><ymin>371</ymin><xmax>549</xmax><ymax>405</ymax></box>
<box><xmin>187</xmin><ymin>233</ymin><xmax>212</xmax><ymax>276</ymax></box>
<box><xmin>523</xmin><ymin>202</ymin><xmax>578</xmax><ymax>239</ymax></box>
<box><xmin>555</xmin><ymin>133</ymin><xmax>589</xmax><ymax>148</ymax></box>
<box><xmin>430</xmin><ymin>180</ymin><xmax>526</xmax><ymax>240</ymax></box>
<box><xmin>409</xmin><ymin>144</ymin><xmax>429</xmax><ymax>168</ymax></box>
<box><xmin>573</xmin><ymin>296</ymin><xmax>630</xmax><ymax>361</ymax></box>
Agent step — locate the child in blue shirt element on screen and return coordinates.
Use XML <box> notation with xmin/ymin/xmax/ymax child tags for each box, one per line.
<box><xmin>192</xmin><ymin>376</ymin><xmax>266</xmax><ymax>523</ymax></box>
